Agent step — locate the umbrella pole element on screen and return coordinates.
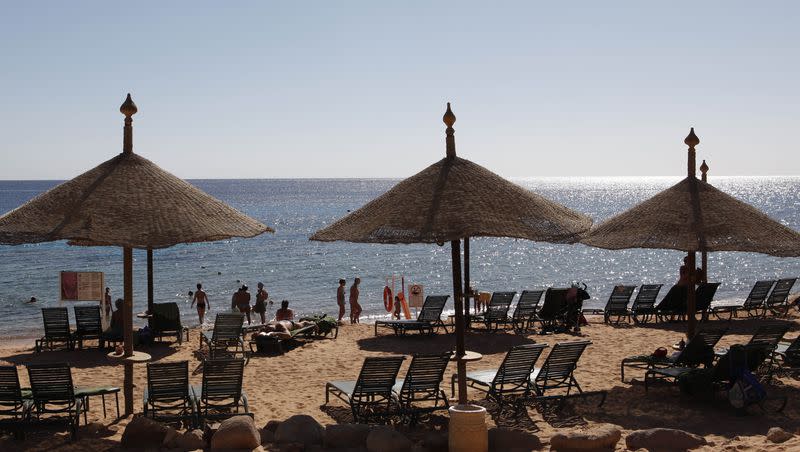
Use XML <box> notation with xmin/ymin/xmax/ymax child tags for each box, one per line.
<box><xmin>123</xmin><ymin>247</ymin><xmax>134</xmax><ymax>415</ymax></box>
<box><xmin>686</xmin><ymin>252</ymin><xmax>697</xmax><ymax>338</ymax></box>
<box><xmin>463</xmin><ymin>237</ymin><xmax>471</xmax><ymax>322</ymax></box>
<box><xmin>450</xmin><ymin>239</ymin><xmax>468</xmax><ymax>405</ymax></box>
<box><xmin>700</xmin><ymin>160</ymin><xmax>709</xmax><ymax>283</ymax></box>
<box><xmin>147</xmin><ymin>248</ymin><xmax>154</xmax><ymax>313</ymax></box>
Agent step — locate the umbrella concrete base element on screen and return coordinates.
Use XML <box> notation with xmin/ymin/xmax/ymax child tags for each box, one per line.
<box><xmin>449</xmin><ymin>404</ymin><xmax>488</xmax><ymax>452</ymax></box>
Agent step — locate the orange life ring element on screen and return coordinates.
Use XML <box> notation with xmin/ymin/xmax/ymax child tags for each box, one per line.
<box><xmin>383</xmin><ymin>286</ymin><xmax>393</xmax><ymax>312</ymax></box>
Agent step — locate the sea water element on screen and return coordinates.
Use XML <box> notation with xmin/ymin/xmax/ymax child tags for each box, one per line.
<box><xmin>1</xmin><ymin>177</ymin><xmax>798</xmax><ymax>339</ymax></box>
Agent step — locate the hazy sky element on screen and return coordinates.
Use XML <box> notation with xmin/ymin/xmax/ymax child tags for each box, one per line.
<box><xmin>1</xmin><ymin>2</ymin><xmax>798</xmax><ymax>179</ymax></box>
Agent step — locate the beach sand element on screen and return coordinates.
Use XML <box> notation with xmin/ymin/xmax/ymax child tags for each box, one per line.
<box><xmin>1</xmin><ymin>311</ymin><xmax>799</xmax><ymax>451</ymax></box>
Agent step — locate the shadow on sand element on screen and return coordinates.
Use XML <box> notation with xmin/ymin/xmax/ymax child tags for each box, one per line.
<box><xmin>1</xmin><ymin>341</ymin><xmax>182</xmax><ymax>369</ymax></box>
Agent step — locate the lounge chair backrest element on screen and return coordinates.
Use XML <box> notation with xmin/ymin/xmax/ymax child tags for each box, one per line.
<box><xmin>202</xmin><ymin>358</ymin><xmax>245</xmax><ymax>402</ymax></box>
<box><xmin>492</xmin><ymin>344</ymin><xmax>548</xmax><ymax>388</ymax></box>
<box><xmin>539</xmin><ymin>288</ymin><xmax>570</xmax><ymax>319</ymax></box>
<box><xmin>785</xmin><ymin>337</ymin><xmax>800</xmax><ymax>365</ymax></box>
<box><xmin>212</xmin><ymin>313</ymin><xmax>244</xmax><ymax>341</ymax></box>
<box><xmin>150</xmin><ymin>302</ymin><xmax>182</xmax><ymax>332</ymax></box>
<box><xmin>657</xmin><ymin>285</ymin><xmax>688</xmax><ymax>312</ymax></box>
<box><xmin>766</xmin><ymin>278</ymin><xmax>797</xmax><ymax>306</ymax></box>
<box><xmin>675</xmin><ymin>327</ymin><xmax>727</xmax><ymax>366</ymax></box>
<box><xmin>147</xmin><ymin>361</ymin><xmax>189</xmax><ymax>403</ymax></box>
<box><xmin>695</xmin><ymin>327</ymin><xmax>728</xmax><ymax>348</ymax></box>
<box><xmin>74</xmin><ymin>305</ymin><xmax>102</xmax><ymax>334</ymax></box>
<box><xmin>604</xmin><ymin>285</ymin><xmax>636</xmax><ymax>313</ymax></box>
<box><xmin>749</xmin><ymin>324</ymin><xmax>791</xmax><ymax>349</ymax></box>
<box><xmin>0</xmin><ymin>366</ymin><xmax>23</xmax><ymax>407</ymax></box>
<box><xmin>743</xmin><ymin>280</ymin><xmax>776</xmax><ymax>307</ymax></box>
<box><xmin>418</xmin><ymin>296</ymin><xmax>449</xmax><ymax>322</ymax></box>
<box><xmin>42</xmin><ymin>307</ymin><xmax>71</xmax><ymax>339</ymax></box>
<box><xmin>537</xmin><ymin>341</ymin><xmax>591</xmax><ymax>382</ymax></box>
<box><xmin>27</xmin><ymin>363</ymin><xmax>75</xmax><ymax>402</ymax></box>
<box><xmin>694</xmin><ymin>282</ymin><xmax>721</xmax><ymax>311</ymax></box>
<box><xmin>353</xmin><ymin>356</ymin><xmax>405</xmax><ymax>399</ymax></box>
<box><xmin>513</xmin><ymin>290</ymin><xmax>544</xmax><ymax>320</ymax></box>
<box><xmin>398</xmin><ymin>352</ymin><xmax>452</xmax><ymax>401</ymax></box>
<box><xmin>484</xmin><ymin>292</ymin><xmax>516</xmax><ymax>321</ymax></box>
<box><xmin>712</xmin><ymin>344</ymin><xmax>771</xmax><ymax>381</ymax></box>
<box><xmin>632</xmin><ymin>284</ymin><xmax>662</xmax><ymax>310</ymax></box>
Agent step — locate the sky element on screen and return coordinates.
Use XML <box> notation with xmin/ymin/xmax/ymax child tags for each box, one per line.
<box><xmin>0</xmin><ymin>2</ymin><xmax>798</xmax><ymax>179</ymax></box>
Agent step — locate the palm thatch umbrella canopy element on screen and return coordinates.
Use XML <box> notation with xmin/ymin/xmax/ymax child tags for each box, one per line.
<box><xmin>582</xmin><ymin>128</ymin><xmax>800</xmax><ymax>336</ymax></box>
<box><xmin>311</xmin><ymin>104</ymin><xmax>592</xmax><ymax>405</ymax></box>
<box><xmin>0</xmin><ymin>94</ymin><xmax>272</xmax><ymax>414</ymax></box>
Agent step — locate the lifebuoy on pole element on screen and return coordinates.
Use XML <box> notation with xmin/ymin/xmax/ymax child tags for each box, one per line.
<box><xmin>383</xmin><ymin>286</ymin><xmax>393</xmax><ymax>312</ymax></box>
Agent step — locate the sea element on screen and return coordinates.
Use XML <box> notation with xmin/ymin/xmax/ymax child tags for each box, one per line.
<box><xmin>1</xmin><ymin>177</ymin><xmax>799</xmax><ymax>339</ymax></box>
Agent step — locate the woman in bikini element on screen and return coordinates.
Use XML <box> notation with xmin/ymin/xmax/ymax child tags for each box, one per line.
<box><xmin>191</xmin><ymin>283</ymin><xmax>210</xmax><ymax>325</ymax></box>
<box><xmin>254</xmin><ymin>282</ymin><xmax>269</xmax><ymax>324</ymax></box>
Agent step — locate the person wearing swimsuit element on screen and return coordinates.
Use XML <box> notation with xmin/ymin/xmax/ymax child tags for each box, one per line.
<box><xmin>349</xmin><ymin>277</ymin><xmax>362</xmax><ymax>324</ymax></box>
<box><xmin>254</xmin><ymin>282</ymin><xmax>268</xmax><ymax>324</ymax></box>
<box><xmin>336</xmin><ymin>279</ymin><xmax>346</xmax><ymax>324</ymax></box>
<box><xmin>192</xmin><ymin>283</ymin><xmax>210</xmax><ymax>325</ymax></box>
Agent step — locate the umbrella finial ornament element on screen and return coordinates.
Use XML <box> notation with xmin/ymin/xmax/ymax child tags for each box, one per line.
<box><xmin>684</xmin><ymin>127</ymin><xmax>699</xmax><ymax>177</ymax></box>
<box><xmin>443</xmin><ymin>102</ymin><xmax>457</xmax><ymax>158</ymax></box>
<box><xmin>700</xmin><ymin>159</ymin><xmax>709</xmax><ymax>182</ymax></box>
<box><xmin>120</xmin><ymin>94</ymin><xmax>138</xmax><ymax>154</ymax></box>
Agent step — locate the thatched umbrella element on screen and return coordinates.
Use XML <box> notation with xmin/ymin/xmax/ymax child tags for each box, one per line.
<box><xmin>311</xmin><ymin>104</ymin><xmax>592</xmax><ymax>405</ymax></box>
<box><xmin>581</xmin><ymin>128</ymin><xmax>800</xmax><ymax>337</ymax></box>
<box><xmin>0</xmin><ymin>94</ymin><xmax>272</xmax><ymax>414</ymax></box>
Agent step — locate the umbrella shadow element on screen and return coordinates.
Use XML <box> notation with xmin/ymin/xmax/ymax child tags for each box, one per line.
<box><xmin>357</xmin><ymin>330</ymin><xmax>537</xmax><ymax>355</ymax></box>
<box><xmin>1</xmin><ymin>342</ymin><xmax>181</xmax><ymax>369</ymax></box>
<box><xmin>579</xmin><ymin>383</ymin><xmax>799</xmax><ymax>439</ymax></box>
<box><xmin>596</xmin><ymin>316</ymin><xmax>799</xmax><ymax>336</ymax></box>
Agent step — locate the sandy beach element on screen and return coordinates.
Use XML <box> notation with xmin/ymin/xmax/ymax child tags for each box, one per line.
<box><xmin>1</xmin><ymin>306</ymin><xmax>799</xmax><ymax>451</ymax></box>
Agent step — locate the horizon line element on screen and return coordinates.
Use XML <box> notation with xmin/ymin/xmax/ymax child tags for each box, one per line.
<box><xmin>1</xmin><ymin>175</ymin><xmax>799</xmax><ymax>182</ymax></box>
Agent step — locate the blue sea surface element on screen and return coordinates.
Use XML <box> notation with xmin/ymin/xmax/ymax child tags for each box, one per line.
<box><xmin>1</xmin><ymin>177</ymin><xmax>798</xmax><ymax>338</ymax></box>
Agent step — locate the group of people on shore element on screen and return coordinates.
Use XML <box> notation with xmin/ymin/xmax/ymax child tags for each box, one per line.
<box><xmin>336</xmin><ymin>277</ymin><xmax>362</xmax><ymax>324</ymax></box>
<box><xmin>190</xmin><ymin>282</ymin><xmax>295</xmax><ymax>326</ymax></box>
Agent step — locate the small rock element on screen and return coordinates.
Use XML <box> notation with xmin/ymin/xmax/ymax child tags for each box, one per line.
<box><xmin>261</xmin><ymin>427</ymin><xmax>275</xmax><ymax>444</ymax></box>
<box><xmin>626</xmin><ymin>428</ymin><xmax>707</xmax><ymax>451</ymax></box>
<box><xmin>210</xmin><ymin>415</ymin><xmax>260</xmax><ymax>450</ymax></box>
<box><xmin>162</xmin><ymin>426</ymin><xmax>179</xmax><ymax>447</ymax></box>
<box><xmin>264</xmin><ymin>420</ymin><xmax>282</xmax><ymax>433</ymax></box>
<box><xmin>279</xmin><ymin>443</ymin><xmax>305</xmax><ymax>452</ymax></box>
<box><xmin>274</xmin><ymin>414</ymin><xmax>325</xmax><ymax>446</ymax></box>
<box><xmin>767</xmin><ymin>427</ymin><xmax>793</xmax><ymax>444</ymax></box>
<box><xmin>325</xmin><ymin>424</ymin><xmax>371</xmax><ymax>448</ymax></box>
<box><xmin>420</xmin><ymin>430</ymin><xmax>448</xmax><ymax>452</ymax></box>
<box><xmin>366</xmin><ymin>426</ymin><xmax>413</xmax><ymax>452</ymax></box>
<box><xmin>489</xmin><ymin>428</ymin><xmax>542</xmax><ymax>452</ymax></box>
<box><xmin>121</xmin><ymin>416</ymin><xmax>169</xmax><ymax>449</ymax></box>
<box><xmin>174</xmin><ymin>429</ymin><xmax>206</xmax><ymax>451</ymax></box>
<box><xmin>550</xmin><ymin>424</ymin><xmax>621</xmax><ymax>450</ymax></box>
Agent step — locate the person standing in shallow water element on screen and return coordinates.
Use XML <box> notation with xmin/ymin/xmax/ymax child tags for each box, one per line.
<box><xmin>254</xmin><ymin>282</ymin><xmax>268</xmax><ymax>324</ymax></box>
<box><xmin>191</xmin><ymin>283</ymin><xmax>210</xmax><ymax>325</ymax></box>
<box><xmin>103</xmin><ymin>287</ymin><xmax>112</xmax><ymax>318</ymax></box>
<box><xmin>336</xmin><ymin>279</ymin><xmax>346</xmax><ymax>324</ymax></box>
<box><xmin>349</xmin><ymin>277</ymin><xmax>362</xmax><ymax>324</ymax></box>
